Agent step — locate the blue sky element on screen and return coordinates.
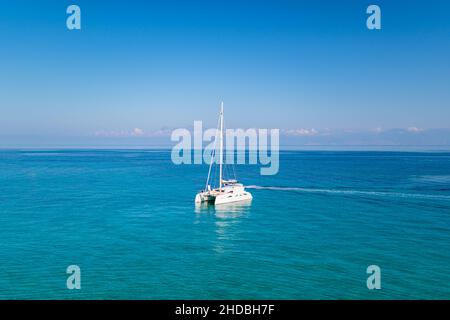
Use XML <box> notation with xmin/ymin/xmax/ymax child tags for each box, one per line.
<box><xmin>0</xmin><ymin>0</ymin><xmax>449</xmax><ymax>146</ymax></box>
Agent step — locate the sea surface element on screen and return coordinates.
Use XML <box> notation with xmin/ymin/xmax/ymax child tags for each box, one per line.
<box><xmin>0</xmin><ymin>149</ymin><xmax>449</xmax><ymax>299</ymax></box>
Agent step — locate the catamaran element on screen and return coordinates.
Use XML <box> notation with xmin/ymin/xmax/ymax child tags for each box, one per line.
<box><xmin>195</xmin><ymin>102</ymin><xmax>253</xmax><ymax>205</ymax></box>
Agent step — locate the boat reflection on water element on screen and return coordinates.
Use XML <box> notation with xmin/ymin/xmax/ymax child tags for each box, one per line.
<box><xmin>195</xmin><ymin>200</ymin><xmax>252</xmax><ymax>253</ymax></box>
<box><xmin>194</xmin><ymin>200</ymin><xmax>252</xmax><ymax>216</ymax></box>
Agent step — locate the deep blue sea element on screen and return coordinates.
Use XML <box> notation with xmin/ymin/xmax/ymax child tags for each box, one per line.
<box><xmin>1</xmin><ymin>149</ymin><xmax>450</xmax><ymax>299</ymax></box>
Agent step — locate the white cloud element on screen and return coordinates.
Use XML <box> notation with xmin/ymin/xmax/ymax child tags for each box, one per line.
<box><xmin>284</xmin><ymin>128</ymin><xmax>318</xmax><ymax>136</ymax></box>
<box><xmin>93</xmin><ymin>127</ymin><xmax>172</xmax><ymax>137</ymax></box>
<box><xmin>94</xmin><ymin>130</ymin><xmax>128</xmax><ymax>137</ymax></box>
<box><xmin>407</xmin><ymin>127</ymin><xmax>424</xmax><ymax>133</ymax></box>
<box><xmin>131</xmin><ymin>128</ymin><xmax>144</xmax><ymax>136</ymax></box>
<box><xmin>373</xmin><ymin>127</ymin><xmax>383</xmax><ymax>133</ymax></box>
<box><xmin>150</xmin><ymin>128</ymin><xmax>173</xmax><ymax>136</ymax></box>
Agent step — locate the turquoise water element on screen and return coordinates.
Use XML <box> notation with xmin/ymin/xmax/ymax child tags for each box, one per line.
<box><xmin>0</xmin><ymin>149</ymin><xmax>450</xmax><ymax>299</ymax></box>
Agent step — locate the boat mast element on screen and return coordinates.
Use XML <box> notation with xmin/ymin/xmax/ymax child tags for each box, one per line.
<box><xmin>219</xmin><ymin>101</ymin><xmax>224</xmax><ymax>192</ymax></box>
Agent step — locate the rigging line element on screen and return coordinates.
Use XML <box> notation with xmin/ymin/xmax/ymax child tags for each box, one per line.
<box><xmin>231</xmin><ymin>154</ymin><xmax>237</xmax><ymax>181</ymax></box>
<box><xmin>204</xmin><ymin>110</ymin><xmax>221</xmax><ymax>191</ymax></box>
<box><xmin>210</xmin><ymin>158</ymin><xmax>216</xmax><ymax>189</ymax></box>
<box><xmin>211</xmin><ymin>146</ymin><xmax>219</xmax><ymax>189</ymax></box>
<box><xmin>224</xmin><ymin>149</ymin><xmax>237</xmax><ymax>182</ymax></box>
<box><xmin>224</xmin><ymin>158</ymin><xmax>230</xmax><ymax>181</ymax></box>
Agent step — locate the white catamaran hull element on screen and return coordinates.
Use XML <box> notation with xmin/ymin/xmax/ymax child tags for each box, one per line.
<box><xmin>214</xmin><ymin>192</ymin><xmax>252</xmax><ymax>205</ymax></box>
<box><xmin>195</xmin><ymin>183</ymin><xmax>252</xmax><ymax>205</ymax></box>
<box><xmin>195</xmin><ymin>191</ymin><xmax>252</xmax><ymax>205</ymax></box>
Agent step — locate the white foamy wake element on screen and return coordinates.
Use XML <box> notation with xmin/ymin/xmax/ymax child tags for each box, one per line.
<box><xmin>412</xmin><ymin>175</ymin><xmax>450</xmax><ymax>184</ymax></box>
<box><xmin>245</xmin><ymin>185</ymin><xmax>450</xmax><ymax>201</ymax></box>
